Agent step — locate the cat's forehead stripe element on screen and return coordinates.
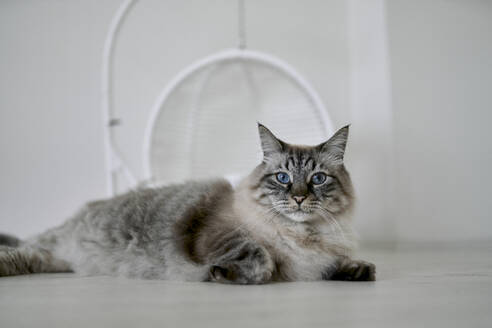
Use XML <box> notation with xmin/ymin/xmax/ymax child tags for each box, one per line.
<box><xmin>303</xmin><ymin>157</ymin><xmax>315</xmax><ymax>170</ymax></box>
<box><xmin>287</xmin><ymin>157</ymin><xmax>295</xmax><ymax>171</ymax></box>
<box><xmin>282</xmin><ymin>148</ymin><xmax>318</xmax><ymax>172</ymax></box>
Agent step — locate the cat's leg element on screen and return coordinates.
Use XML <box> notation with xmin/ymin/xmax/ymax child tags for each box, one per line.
<box><xmin>207</xmin><ymin>239</ymin><xmax>274</xmax><ymax>285</ymax></box>
<box><xmin>325</xmin><ymin>257</ymin><xmax>376</xmax><ymax>281</ymax></box>
<box><xmin>0</xmin><ymin>245</ymin><xmax>72</xmax><ymax>277</ymax></box>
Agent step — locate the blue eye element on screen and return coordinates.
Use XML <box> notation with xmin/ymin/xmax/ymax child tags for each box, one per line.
<box><xmin>311</xmin><ymin>172</ymin><xmax>327</xmax><ymax>185</ymax></box>
<box><xmin>276</xmin><ymin>172</ymin><xmax>290</xmax><ymax>184</ymax></box>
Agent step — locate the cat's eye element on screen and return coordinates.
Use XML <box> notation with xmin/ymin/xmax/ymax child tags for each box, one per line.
<box><xmin>311</xmin><ymin>172</ymin><xmax>328</xmax><ymax>185</ymax></box>
<box><xmin>276</xmin><ymin>172</ymin><xmax>290</xmax><ymax>184</ymax></box>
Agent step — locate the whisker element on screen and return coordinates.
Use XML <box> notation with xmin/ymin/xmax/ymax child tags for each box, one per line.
<box><xmin>314</xmin><ymin>206</ymin><xmax>348</xmax><ymax>242</ymax></box>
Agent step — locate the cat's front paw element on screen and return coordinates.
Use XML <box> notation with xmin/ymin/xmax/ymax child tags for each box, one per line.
<box><xmin>209</xmin><ymin>242</ymin><xmax>273</xmax><ymax>285</ymax></box>
<box><xmin>331</xmin><ymin>259</ymin><xmax>376</xmax><ymax>281</ymax></box>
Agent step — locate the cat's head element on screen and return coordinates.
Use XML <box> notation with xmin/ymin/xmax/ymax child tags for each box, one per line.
<box><xmin>251</xmin><ymin>123</ymin><xmax>354</xmax><ymax>223</ymax></box>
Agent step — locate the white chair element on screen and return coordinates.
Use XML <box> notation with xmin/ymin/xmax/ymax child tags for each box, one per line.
<box><xmin>102</xmin><ymin>0</ymin><xmax>335</xmax><ymax>195</ymax></box>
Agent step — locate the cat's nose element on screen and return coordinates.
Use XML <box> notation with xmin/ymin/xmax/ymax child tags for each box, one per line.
<box><xmin>292</xmin><ymin>196</ymin><xmax>306</xmax><ymax>205</ymax></box>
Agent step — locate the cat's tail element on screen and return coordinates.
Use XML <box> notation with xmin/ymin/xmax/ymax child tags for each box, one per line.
<box><xmin>0</xmin><ymin>233</ymin><xmax>22</xmax><ymax>247</ymax></box>
<box><xmin>0</xmin><ymin>233</ymin><xmax>72</xmax><ymax>277</ymax></box>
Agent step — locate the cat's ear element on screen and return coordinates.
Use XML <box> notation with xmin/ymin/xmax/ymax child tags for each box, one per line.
<box><xmin>319</xmin><ymin>125</ymin><xmax>350</xmax><ymax>164</ymax></box>
<box><xmin>258</xmin><ymin>123</ymin><xmax>284</xmax><ymax>159</ymax></box>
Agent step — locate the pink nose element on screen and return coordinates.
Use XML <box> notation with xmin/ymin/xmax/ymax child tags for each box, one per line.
<box><xmin>292</xmin><ymin>196</ymin><xmax>306</xmax><ymax>204</ymax></box>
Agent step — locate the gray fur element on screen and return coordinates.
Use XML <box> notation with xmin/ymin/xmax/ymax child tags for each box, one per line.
<box><xmin>0</xmin><ymin>124</ymin><xmax>375</xmax><ymax>283</ymax></box>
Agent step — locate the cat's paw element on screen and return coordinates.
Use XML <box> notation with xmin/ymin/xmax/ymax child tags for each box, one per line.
<box><xmin>331</xmin><ymin>259</ymin><xmax>376</xmax><ymax>281</ymax></box>
<box><xmin>209</xmin><ymin>242</ymin><xmax>273</xmax><ymax>284</ymax></box>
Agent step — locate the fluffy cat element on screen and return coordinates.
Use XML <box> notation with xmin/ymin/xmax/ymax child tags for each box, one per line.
<box><xmin>0</xmin><ymin>124</ymin><xmax>375</xmax><ymax>283</ymax></box>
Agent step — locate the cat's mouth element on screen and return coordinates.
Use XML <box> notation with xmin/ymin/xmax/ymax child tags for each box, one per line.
<box><xmin>285</xmin><ymin>211</ymin><xmax>311</xmax><ymax>222</ymax></box>
<box><xmin>282</xmin><ymin>207</ymin><xmax>314</xmax><ymax>222</ymax></box>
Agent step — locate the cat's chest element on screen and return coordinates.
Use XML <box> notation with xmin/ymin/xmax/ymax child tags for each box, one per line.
<box><xmin>268</xmin><ymin>228</ymin><xmax>338</xmax><ymax>281</ymax></box>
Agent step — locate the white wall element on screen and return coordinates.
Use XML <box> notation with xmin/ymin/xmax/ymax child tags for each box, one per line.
<box><xmin>0</xmin><ymin>1</ymin><xmax>119</xmax><ymax>238</ymax></box>
<box><xmin>1</xmin><ymin>0</ymin><xmax>491</xmax><ymax>244</ymax></box>
<box><xmin>388</xmin><ymin>0</ymin><xmax>492</xmax><ymax>242</ymax></box>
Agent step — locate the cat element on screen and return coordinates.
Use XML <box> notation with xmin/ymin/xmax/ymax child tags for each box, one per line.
<box><xmin>0</xmin><ymin>124</ymin><xmax>375</xmax><ymax>283</ymax></box>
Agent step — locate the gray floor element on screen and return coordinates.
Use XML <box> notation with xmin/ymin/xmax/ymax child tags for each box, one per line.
<box><xmin>1</xmin><ymin>243</ymin><xmax>491</xmax><ymax>328</ymax></box>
